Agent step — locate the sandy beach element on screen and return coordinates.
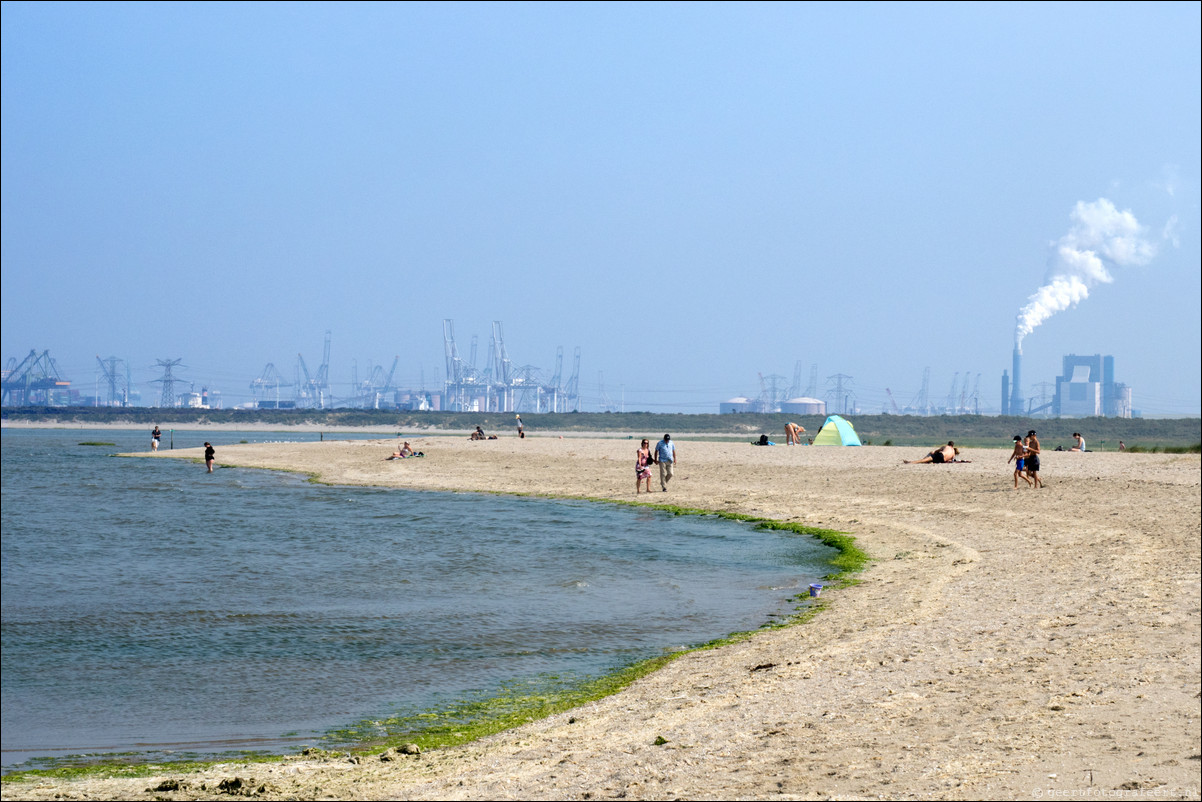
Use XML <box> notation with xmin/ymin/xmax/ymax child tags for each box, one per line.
<box><xmin>4</xmin><ymin>435</ymin><xmax>1199</xmax><ymax>801</ymax></box>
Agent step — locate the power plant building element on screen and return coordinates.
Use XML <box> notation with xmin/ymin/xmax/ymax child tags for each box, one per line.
<box><xmin>1002</xmin><ymin>352</ymin><xmax>1131</xmax><ymax>418</ymax></box>
<box><xmin>1053</xmin><ymin>354</ymin><xmax>1131</xmax><ymax>418</ymax></box>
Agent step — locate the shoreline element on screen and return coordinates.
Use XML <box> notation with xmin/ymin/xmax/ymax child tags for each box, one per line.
<box><xmin>0</xmin><ymin>421</ymin><xmax>736</xmax><ymax>440</ymax></box>
<box><xmin>3</xmin><ymin>438</ymin><xmax>1199</xmax><ymax>800</ymax></box>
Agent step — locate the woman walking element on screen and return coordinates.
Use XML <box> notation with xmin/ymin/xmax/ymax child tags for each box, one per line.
<box><xmin>635</xmin><ymin>439</ymin><xmax>654</xmax><ymax>494</ymax></box>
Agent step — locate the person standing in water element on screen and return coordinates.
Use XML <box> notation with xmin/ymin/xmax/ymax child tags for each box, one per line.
<box><xmin>204</xmin><ymin>442</ymin><xmax>215</xmax><ymax>473</ymax></box>
<box><xmin>151</xmin><ymin>426</ymin><xmax>162</xmax><ymax>452</ymax></box>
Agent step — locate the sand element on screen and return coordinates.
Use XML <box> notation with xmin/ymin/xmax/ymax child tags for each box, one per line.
<box><xmin>5</xmin><ymin>435</ymin><xmax>1200</xmax><ymax>801</ymax></box>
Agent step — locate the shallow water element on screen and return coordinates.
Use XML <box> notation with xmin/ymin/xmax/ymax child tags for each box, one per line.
<box><xmin>1</xmin><ymin>428</ymin><xmax>834</xmax><ymax>771</ymax></box>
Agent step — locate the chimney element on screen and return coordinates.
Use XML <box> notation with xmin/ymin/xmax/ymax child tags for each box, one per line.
<box><xmin>1009</xmin><ymin>347</ymin><xmax>1023</xmax><ymax>416</ymax></box>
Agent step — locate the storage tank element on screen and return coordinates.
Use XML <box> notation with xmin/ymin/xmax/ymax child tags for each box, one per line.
<box><xmin>781</xmin><ymin>396</ymin><xmax>826</xmax><ymax>416</ymax></box>
<box><xmin>719</xmin><ymin>396</ymin><xmax>755</xmax><ymax>414</ymax></box>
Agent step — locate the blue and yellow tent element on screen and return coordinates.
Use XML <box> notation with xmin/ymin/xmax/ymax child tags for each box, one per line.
<box><xmin>812</xmin><ymin>415</ymin><xmax>862</xmax><ymax>446</ymax></box>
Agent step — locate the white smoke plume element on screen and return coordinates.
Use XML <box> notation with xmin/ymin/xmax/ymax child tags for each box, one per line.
<box><xmin>1014</xmin><ymin>198</ymin><xmax>1156</xmax><ymax>352</ymax></box>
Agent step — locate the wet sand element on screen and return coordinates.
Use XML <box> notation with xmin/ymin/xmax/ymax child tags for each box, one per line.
<box><xmin>5</xmin><ymin>436</ymin><xmax>1200</xmax><ymax>801</ymax></box>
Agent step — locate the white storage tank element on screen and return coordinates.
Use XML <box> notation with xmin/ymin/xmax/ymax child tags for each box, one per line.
<box><xmin>781</xmin><ymin>396</ymin><xmax>826</xmax><ymax>415</ymax></box>
<box><xmin>719</xmin><ymin>396</ymin><xmax>755</xmax><ymax>414</ymax></box>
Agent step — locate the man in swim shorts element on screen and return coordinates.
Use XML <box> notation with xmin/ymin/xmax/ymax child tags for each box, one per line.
<box><xmin>1025</xmin><ymin>430</ymin><xmax>1042</xmax><ymax>488</ymax></box>
<box><xmin>904</xmin><ymin>441</ymin><xmax>958</xmax><ymax>464</ymax></box>
<box><xmin>1008</xmin><ymin>435</ymin><xmax>1032</xmax><ymax>488</ymax></box>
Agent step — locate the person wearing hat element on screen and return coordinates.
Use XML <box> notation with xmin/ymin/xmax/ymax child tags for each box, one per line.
<box><xmin>655</xmin><ymin>434</ymin><xmax>677</xmax><ymax>491</ymax></box>
<box><xmin>1025</xmin><ymin>430</ymin><xmax>1042</xmax><ymax>488</ymax></box>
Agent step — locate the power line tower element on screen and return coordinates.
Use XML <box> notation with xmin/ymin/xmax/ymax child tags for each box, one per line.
<box><xmin>151</xmin><ymin>359</ymin><xmax>185</xmax><ymax>407</ymax></box>
<box><xmin>511</xmin><ymin>364</ymin><xmax>542</xmax><ymax>412</ymax></box>
<box><xmin>757</xmin><ymin>372</ymin><xmax>788</xmax><ymax>412</ymax></box>
<box><xmin>95</xmin><ymin>355</ymin><xmax>130</xmax><ymax>407</ymax></box>
<box><xmin>825</xmin><ymin>373</ymin><xmax>856</xmax><ymax>415</ymax></box>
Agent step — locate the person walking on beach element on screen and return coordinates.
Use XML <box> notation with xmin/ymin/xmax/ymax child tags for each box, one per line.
<box><xmin>1025</xmin><ymin>430</ymin><xmax>1042</xmax><ymax>488</ymax></box>
<box><xmin>655</xmin><ymin>434</ymin><xmax>677</xmax><ymax>491</ymax></box>
<box><xmin>635</xmin><ymin>438</ymin><xmax>654</xmax><ymax>494</ymax></box>
<box><xmin>203</xmin><ymin>442</ymin><xmax>215</xmax><ymax>473</ymax></box>
<box><xmin>1008</xmin><ymin>435</ymin><xmax>1032</xmax><ymax>488</ymax></box>
<box><xmin>516</xmin><ymin>415</ymin><xmax>525</xmax><ymax>439</ymax></box>
<box><xmin>151</xmin><ymin>426</ymin><xmax>162</xmax><ymax>452</ymax></box>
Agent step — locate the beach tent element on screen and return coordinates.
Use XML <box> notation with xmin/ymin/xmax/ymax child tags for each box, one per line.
<box><xmin>812</xmin><ymin>415</ymin><xmax>862</xmax><ymax>446</ymax></box>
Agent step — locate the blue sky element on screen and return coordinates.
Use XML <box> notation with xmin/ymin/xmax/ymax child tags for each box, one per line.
<box><xmin>3</xmin><ymin>1</ymin><xmax>1199</xmax><ymax>415</ymax></box>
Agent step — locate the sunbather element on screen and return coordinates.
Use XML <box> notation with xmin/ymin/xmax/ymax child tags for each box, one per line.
<box><xmin>904</xmin><ymin>441</ymin><xmax>959</xmax><ymax>464</ymax></box>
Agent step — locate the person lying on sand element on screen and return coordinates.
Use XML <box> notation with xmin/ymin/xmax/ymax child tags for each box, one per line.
<box><xmin>904</xmin><ymin>441</ymin><xmax>960</xmax><ymax>464</ymax></box>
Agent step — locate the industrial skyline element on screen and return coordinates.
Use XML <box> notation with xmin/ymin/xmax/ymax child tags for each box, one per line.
<box><xmin>0</xmin><ymin>326</ymin><xmax>1168</xmax><ymax>418</ymax></box>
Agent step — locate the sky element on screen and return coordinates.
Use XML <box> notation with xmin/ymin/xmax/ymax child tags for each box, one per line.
<box><xmin>3</xmin><ymin>1</ymin><xmax>1199</xmax><ymax>415</ymax></box>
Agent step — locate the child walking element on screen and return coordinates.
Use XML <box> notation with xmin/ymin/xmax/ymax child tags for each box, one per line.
<box><xmin>1008</xmin><ymin>435</ymin><xmax>1032</xmax><ymax>489</ymax></box>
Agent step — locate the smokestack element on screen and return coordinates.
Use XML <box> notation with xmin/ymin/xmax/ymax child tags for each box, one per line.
<box><xmin>1010</xmin><ymin>347</ymin><xmax>1022</xmax><ymax>416</ymax></box>
<box><xmin>1001</xmin><ymin>370</ymin><xmax>1010</xmax><ymax>416</ymax></box>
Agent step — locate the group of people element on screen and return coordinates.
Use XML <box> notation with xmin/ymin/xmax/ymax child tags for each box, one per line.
<box><xmin>152</xmin><ymin>426</ymin><xmax>215</xmax><ymax>473</ymax></box>
<box><xmin>1007</xmin><ymin>430</ymin><xmax>1043</xmax><ymax>488</ymax></box>
<box><xmin>635</xmin><ymin>434</ymin><xmax>677</xmax><ymax>494</ymax></box>
<box><xmin>470</xmin><ymin>418</ymin><xmax>527</xmax><ymax>440</ymax></box>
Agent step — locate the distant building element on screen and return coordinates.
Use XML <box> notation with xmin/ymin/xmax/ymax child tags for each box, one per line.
<box><xmin>1053</xmin><ymin>354</ymin><xmax>1131</xmax><ymax>418</ymax></box>
<box><xmin>720</xmin><ymin>395</ymin><xmax>827</xmax><ymax>415</ymax></box>
<box><xmin>780</xmin><ymin>396</ymin><xmax>826</xmax><ymax>416</ymax></box>
<box><xmin>719</xmin><ymin>396</ymin><xmax>756</xmax><ymax>414</ymax></box>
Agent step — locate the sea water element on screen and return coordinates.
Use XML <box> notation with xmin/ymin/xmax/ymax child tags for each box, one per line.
<box><xmin>0</xmin><ymin>428</ymin><xmax>835</xmax><ymax>772</ymax></box>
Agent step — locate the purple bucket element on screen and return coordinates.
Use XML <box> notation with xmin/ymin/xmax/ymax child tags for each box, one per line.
<box><xmin>808</xmin><ymin>583</ymin><xmax>823</xmax><ymax>598</ymax></box>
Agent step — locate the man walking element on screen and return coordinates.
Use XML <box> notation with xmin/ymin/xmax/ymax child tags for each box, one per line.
<box><xmin>655</xmin><ymin>434</ymin><xmax>677</xmax><ymax>492</ymax></box>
